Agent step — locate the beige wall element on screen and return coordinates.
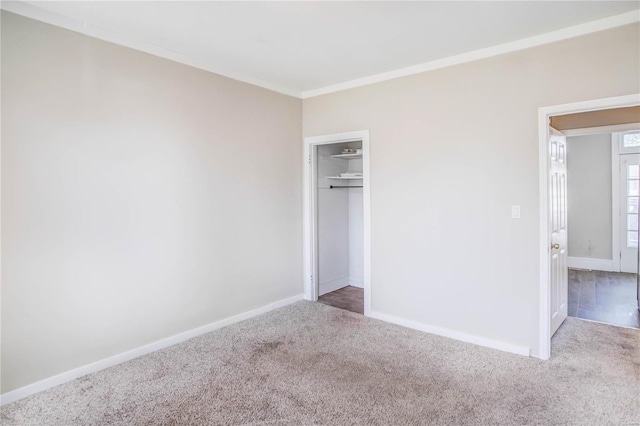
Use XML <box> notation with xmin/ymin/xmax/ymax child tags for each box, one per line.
<box><xmin>551</xmin><ymin>106</ymin><xmax>640</xmax><ymax>130</ymax></box>
<box><xmin>3</xmin><ymin>10</ymin><xmax>639</xmax><ymax>395</ymax></box>
<box><xmin>566</xmin><ymin>134</ymin><xmax>613</xmax><ymax>260</ymax></box>
<box><xmin>1</xmin><ymin>12</ymin><xmax>302</xmax><ymax>393</ymax></box>
<box><xmin>303</xmin><ymin>23</ymin><xmax>640</xmax><ymax>356</ymax></box>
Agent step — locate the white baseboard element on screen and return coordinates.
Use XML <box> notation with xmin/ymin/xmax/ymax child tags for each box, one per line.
<box><xmin>368</xmin><ymin>311</ymin><xmax>530</xmax><ymax>357</ymax></box>
<box><xmin>0</xmin><ymin>293</ymin><xmax>304</xmax><ymax>406</ymax></box>
<box><xmin>319</xmin><ymin>276</ymin><xmax>349</xmax><ymax>296</ymax></box>
<box><xmin>567</xmin><ymin>256</ymin><xmax>616</xmax><ymax>272</ymax></box>
<box><xmin>348</xmin><ymin>276</ymin><xmax>364</xmax><ymax>288</ymax></box>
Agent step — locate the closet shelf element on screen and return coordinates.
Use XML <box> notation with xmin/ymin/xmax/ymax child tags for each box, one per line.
<box><xmin>331</xmin><ymin>153</ymin><xmax>362</xmax><ymax>160</ymax></box>
<box><xmin>324</xmin><ymin>176</ymin><xmax>363</xmax><ymax>180</ymax></box>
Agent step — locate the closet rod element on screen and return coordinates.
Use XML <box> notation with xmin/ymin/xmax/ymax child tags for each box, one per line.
<box><xmin>329</xmin><ymin>185</ymin><xmax>363</xmax><ymax>189</ymax></box>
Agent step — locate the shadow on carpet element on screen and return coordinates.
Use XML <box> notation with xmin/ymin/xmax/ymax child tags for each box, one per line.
<box><xmin>2</xmin><ymin>301</ymin><xmax>639</xmax><ymax>425</ymax></box>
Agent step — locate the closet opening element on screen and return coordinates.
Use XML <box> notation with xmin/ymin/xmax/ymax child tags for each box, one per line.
<box><xmin>303</xmin><ymin>131</ymin><xmax>371</xmax><ymax>316</ymax></box>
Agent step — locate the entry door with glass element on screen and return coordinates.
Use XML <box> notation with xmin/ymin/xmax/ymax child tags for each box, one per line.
<box><xmin>620</xmin><ymin>154</ymin><xmax>640</xmax><ymax>273</ymax></box>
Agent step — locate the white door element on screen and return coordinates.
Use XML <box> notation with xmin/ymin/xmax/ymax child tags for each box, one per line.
<box><xmin>550</xmin><ymin>128</ymin><xmax>568</xmax><ymax>337</ymax></box>
<box><xmin>619</xmin><ymin>154</ymin><xmax>640</xmax><ymax>273</ymax></box>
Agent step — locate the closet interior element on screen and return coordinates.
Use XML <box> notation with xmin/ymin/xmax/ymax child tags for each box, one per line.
<box><xmin>315</xmin><ymin>141</ymin><xmax>364</xmax><ymax>314</ymax></box>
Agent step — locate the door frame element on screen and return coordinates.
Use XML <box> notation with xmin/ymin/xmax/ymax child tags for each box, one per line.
<box><xmin>613</xmin><ymin>133</ymin><xmax>622</xmax><ymax>273</ymax></box>
<box><xmin>538</xmin><ymin>93</ymin><xmax>640</xmax><ymax>360</ymax></box>
<box><xmin>302</xmin><ymin>130</ymin><xmax>372</xmax><ymax>315</ymax></box>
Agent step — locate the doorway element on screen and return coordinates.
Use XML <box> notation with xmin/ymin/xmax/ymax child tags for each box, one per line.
<box><xmin>538</xmin><ymin>94</ymin><xmax>640</xmax><ymax>360</ymax></box>
<box><xmin>303</xmin><ymin>130</ymin><xmax>371</xmax><ymax>316</ymax></box>
<box><xmin>563</xmin><ymin>128</ymin><xmax>640</xmax><ymax>329</ymax></box>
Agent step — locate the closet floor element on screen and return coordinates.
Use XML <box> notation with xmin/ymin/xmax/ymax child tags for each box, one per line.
<box><xmin>317</xmin><ymin>286</ymin><xmax>364</xmax><ymax>314</ymax></box>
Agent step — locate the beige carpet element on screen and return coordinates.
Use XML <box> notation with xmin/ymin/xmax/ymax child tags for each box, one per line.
<box><xmin>2</xmin><ymin>301</ymin><xmax>639</xmax><ymax>425</ymax></box>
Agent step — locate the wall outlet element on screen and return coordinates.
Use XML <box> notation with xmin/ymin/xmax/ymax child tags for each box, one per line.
<box><xmin>511</xmin><ymin>205</ymin><xmax>521</xmax><ymax>219</ymax></box>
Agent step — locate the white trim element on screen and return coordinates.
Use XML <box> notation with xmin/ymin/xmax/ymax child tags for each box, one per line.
<box><xmin>302</xmin><ymin>142</ymin><xmax>314</xmax><ymax>301</ymax></box>
<box><xmin>0</xmin><ymin>293</ymin><xmax>304</xmax><ymax>406</ymax></box>
<box><xmin>562</xmin><ymin>123</ymin><xmax>640</xmax><ymax>137</ymax></box>
<box><xmin>538</xmin><ymin>93</ymin><xmax>640</xmax><ymax>361</ymax></box>
<box><xmin>3</xmin><ymin>1</ymin><xmax>638</xmax><ymax>100</ymax></box>
<box><xmin>302</xmin><ymin>130</ymin><xmax>372</xmax><ymax>316</ymax></box>
<box><xmin>0</xmin><ymin>1</ymin><xmax>301</xmax><ymax>98</ymax></box>
<box><xmin>362</xmin><ymin>134</ymin><xmax>372</xmax><ymax>316</ymax></box>
<box><xmin>567</xmin><ymin>257</ymin><xmax>615</xmax><ymax>272</ymax></box>
<box><xmin>612</xmin><ymin>134</ymin><xmax>622</xmax><ymax>272</ymax></box>
<box><xmin>538</xmin><ymin>108</ymin><xmax>551</xmax><ymax>360</ymax></box>
<box><xmin>319</xmin><ymin>275</ymin><xmax>349</xmax><ymax>296</ymax></box>
<box><xmin>348</xmin><ymin>276</ymin><xmax>364</xmax><ymax>288</ymax></box>
<box><xmin>369</xmin><ymin>311</ymin><xmax>530</xmax><ymax>357</ymax></box>
<box><xmin>301</xmin><ymin>10</ymin><xmax>640</xmax><ymax>98</ymax></box>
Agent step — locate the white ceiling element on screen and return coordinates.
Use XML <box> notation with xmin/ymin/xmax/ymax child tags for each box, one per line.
<box><xmin>3</xmin><ymin>1</ymin><xmax>640</xmax><ymax>98</ymax></box>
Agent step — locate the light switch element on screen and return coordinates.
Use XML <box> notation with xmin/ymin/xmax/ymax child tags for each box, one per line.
<box><xmin>511</xmin><ymin>205</ymin><xmax>521</xmax><ymax>219</ymax></box>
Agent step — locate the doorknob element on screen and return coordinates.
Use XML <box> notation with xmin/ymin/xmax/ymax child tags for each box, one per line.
<box><xmin>551</xmin><ymin>243</ymin><xmax>560</xmax><ymax>249</ymax></box>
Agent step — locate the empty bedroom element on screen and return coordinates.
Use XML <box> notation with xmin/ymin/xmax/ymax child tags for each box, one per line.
<box><xmin>1</xmin><ymin>1</ymin><xmax>639</xmax><ymax>424</ymax></box>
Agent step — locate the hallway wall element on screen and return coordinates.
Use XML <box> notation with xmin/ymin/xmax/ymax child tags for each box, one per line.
<box><xmin>566</xmin><ymin>133</ymin><xmax>613</xmax><ymax>261</ymax></box>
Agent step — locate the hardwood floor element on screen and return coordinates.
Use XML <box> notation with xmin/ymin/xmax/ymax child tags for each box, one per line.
<box><xmin>320</xmin><ymin>271</ymin><xmax>640</xmax><ymax>326</ymax></box>
<box><xmin>569</xmin><ymin>269</ymin><xmax>639</xmax><ymax>328</ymax></box>
<box><xmin>317</xmin><ymin>286</ymin><xmax>364</xmax><ymax>314</ymax></box>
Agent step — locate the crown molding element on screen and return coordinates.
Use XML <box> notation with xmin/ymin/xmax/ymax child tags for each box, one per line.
<box><xmin>0</xmin><ymin>1</ymin><xmax>303</xmax><ymax>98</ymax></box>
<box><xmin>2</xmin><ymin>2</ymin><xmax>638</xmax><ymax>100</ymax></box>
<box><xmin>301</xmin><ymin>9</ymin><xmax>640</xmax><ymax>99</ymax></box>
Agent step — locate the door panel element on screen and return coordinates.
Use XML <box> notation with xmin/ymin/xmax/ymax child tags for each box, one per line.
<box><xmin>620</xmin><ymin>154</ymin><xmax>640</xmax><ymax>273</ymax></box>
<box><xmin>550</xmin><ymin>129</ymin><xmax>568</xmax><ymax>337</ymax></box>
